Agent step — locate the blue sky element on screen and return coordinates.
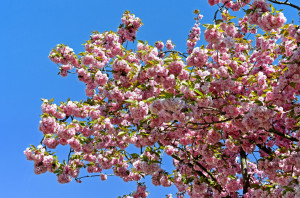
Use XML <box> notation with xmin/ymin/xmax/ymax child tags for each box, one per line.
<box><xmin>1</xmin><ymin>0</ymin><xmax>299</xmax><ymax>197</ymax></box>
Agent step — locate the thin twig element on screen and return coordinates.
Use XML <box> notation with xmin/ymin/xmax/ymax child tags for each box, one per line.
<box><xmin>67</xmin><ymin>148</ymin><xmax>74</xmax><ymax>163</ymax></box>
<box><xmin>60</xmin><ymin>116</ymin><xmax>70</xmax><ymax>122</ymax></box>
<box><xmin>267</xmin><ymin>0</ymin><xmax>300</xmax><ymax>10</ymax></box>
<box><xmin>75</xmin><ymin>173</ymin><xmax>115</xmax><ymax>182</ymax></box>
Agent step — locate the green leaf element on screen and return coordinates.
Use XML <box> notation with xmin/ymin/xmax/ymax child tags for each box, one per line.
<box><xmin>144</xmin><ymin>97</ymin><xmax>156</xmax><ymax>103</ymax></box>
<box><xmin>117</xmin><ymin>131</ymin><xmax>127</xmax><ymax>136</ymax></box>
<box><xmin>250</xmin><ymin>183</ymin><xmax>260</xmax><ymax>189</ymax></box>
<box><xmin>254</xmin><ymin>100</ymin><xmax>263</xmax><ymax>106</ymax></box>
<box><xmin>283</xmin><ymin>30</ymin><xmax>289</xmax><ymax>37</ymax></box>
<box><xmin>182</xmin><ymin>81</ymin><xmax>189</xmax><ymax>86</ymax></box>
<box><xmin>131</xmin><ymin>153</ymin><xmax>139</xmax><ymax>159</ymax></box>
<box><xmin>79</xmin><ymin>121</ymin><xmax>86</xmax><ymax>127</ymax></box>
<box><xmin>124</xmin><ymin>99</ymin><xmax>138</xmax><ymax>105</ymax></box>
<box><xmin>228</xmin><ymin>15</ymin><xmax>236</xmax><ymax>20</ymax></box>
<box><xmin>142</xmin><ymin>155</ymin><xmax>149</xmax><ymax>161</ymax></box>
<box><xmin>160</xmin><ymin>91</ymin><xmax>174</xmax><ymax>99</ymax></box>
<box><xmin>245</xmin><ymin>9</ymin><xmax>252</xmax><ymax>15</ymax></box>
<box><xmin>205</xmin><ymin>75</ymin><xmax>212</xmax><ymax>82</ymax></box>
<box><xmin>163</xmin><ymin>57</ymin><xmax>173</xmax><ymax>63</ymax></box>
<box><xmin>194</xmin><ymin>89</ymin><xmax>204</xmax><ymax>98</ymax></box>
<box><xmin>215</xmin><ymin>19</ymin><xmax>223</xmax><ymax>24</ymax></box>
<box><xmin>193</xmin><ymin>9</ymin><xmax>200</xmax><ymax>14</ymax></box>
<box><xmin>290</xmin><ymin>82</ymin><xmax>296</xmax><ymax>89</ymax></box>
<box><xmin>270</xmin><ymin>4</ymin><xmax>275</xmax><ymax>13</ymax></box>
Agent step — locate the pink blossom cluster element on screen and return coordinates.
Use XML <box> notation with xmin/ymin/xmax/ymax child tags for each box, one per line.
<box><xmin>118</xmin><ymin>11</ymin><xmax>143</xmax><ymax>42</ymax></box>
<box><xmin>186</xmin><ymin>47</ymin><xmax>209</xmax><ymax>68</ymax></box>
<box><xmin>24</xmin><ymin>145</ymin><xmax>59</xmax><ymax>175</ymax></box>
<box><xmin>166</xmin><ymin>39</ymin><xmax>174</xmax><ymax>50</ymax></box>
<box><xmin>90</xmin><ymin>32</ymin><xmax>123</xmax><ymax>58</ymax></box>
<box><xmin>187</xmin><ymin>22</ymin><xmax>201</xmax><ymax>54</ymax></box>
<box><xmin>26</xmin><ymin>5</ymin><xmax>300</xmax><ymax>198</ymax></box>
<box><xmin>129</xmin><ymin>101</ymin><xmax>149</xmax><ymax>122</ymax></box>
<box><xmin>242</xmin><ymin>105</ymin><xmax>276</xmax><ymax>131</ymax></box>
<box><xmin>81</xmin><ymin>47</ymin><xmax>110</xmax><ymax>69</ymax></box>
<box><xmin>122</xmin><ymin>183</ymin><xmax>149</xmax><ymax>198</ymax></box>
<box><xmin>168</xmin><ymin>60</ymin><xmax>185</xmax><ymax>75</ymax></box>
<box><xmin>155</xmin><ymin>41</ymin><xmax>164</xmax><ymax>51</ymax></box>
<box><xmin>49</xmin><ymin>45</ymin><xmax>80</xmax><ymax>77</ymax></box>
<box><xmin>208</xmin><ymin>0</ymin><xmax>221</xmax><ymax>6</ymax></box>
<box><xmin>247</xmin><ymin>0</ymin><xmax>287</xmax><ymax>31</ymax></box>
<box><xmin>149</xmin><ymin>98</ymin><xmax>186</xmax><ymax>115</ymax></box>
<box><xmin>204</xmin><ymin>27</ymin><xmax>224</xmax><ymax>44</ymax></box>
<box><xmin>49</xmin><ymin>45</ymin><xmax>79</xmax><ymax>66</ymax></box>
<box><xmin>287</xmin><ymin>24</ymin><xmax>300</xmax><ymax>42</ymax></box>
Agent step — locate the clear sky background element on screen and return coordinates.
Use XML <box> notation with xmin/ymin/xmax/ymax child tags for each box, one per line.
<box><xmin>1</xmin><ymin>0</ymin><xmax>299</xmax><ymax>198</ymax></box>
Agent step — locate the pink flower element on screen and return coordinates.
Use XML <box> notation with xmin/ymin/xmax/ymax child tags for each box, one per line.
<box><xmin>24</xmin><ymin>148</ymin><xmax>34</xmax><ymax>161</ymax></box>
<box><xmin>149</xmin><ymin>99</ymin><xmax>163</xmax><ymax>114</ymax></box>
<box><xmin>57</xmin><ymin>173</ymin><xmax>72</xmax><ymax>184</ymax></box>
<box><xmin>186</xmin><ymin>47</ymin><xmax>209</xmax><ymax>68</ymax></box>
<box><xmin>100</xmin><ymin>173</ymin><xmax>107</xmax><ymax>181</ymax></box>
<box><xmin>168</xmin><ymin>61</ymin><xmax>185</xmax><ymax>75</ymax></box>
<box><xmin>166</xmin><ymin>39</ymin><xmax>174</xmax><ymax>50</ymax></box>
<box><xmin>43</xmin><ymin>137</ymin><xmax>59</xmax><ymax>149</ymax></box>
<box><xmin>204</xmin><ymin>27</ymin><xmax>224</xmax><ymax>44</ymax></box>
<box><xmin>155</xmin><ymin>41</ymin><xmax>164</xmax><ymax>50</ymax></box>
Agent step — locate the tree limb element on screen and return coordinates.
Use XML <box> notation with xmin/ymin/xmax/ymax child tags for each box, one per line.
<box><xmin>240</xmin><ymin>148</ymin><xmax>250</xmax><ymax>195</ymax></box>
<box><xmin>256</xmin><ymin>144</ymin><xmax>273</xmax><ymax>155</ymax></box>
<box><xmin>75</xmin><ymin>174</ymin><xmax>114</xmax><ymax>181</ymax></box>
<box><xmin>171</xmin><ymin>154</ymin><xmax>223</xmax><ymax>192</ymax></box>
<box><xmin>268</xmin><ymin>127</ymin><xmax>299</xmax><ymax>142</ymax></box>
<box><xmin>267</xmin><ymin>0</ymin><xmax>300</xmax><ymax>11</ymax></box>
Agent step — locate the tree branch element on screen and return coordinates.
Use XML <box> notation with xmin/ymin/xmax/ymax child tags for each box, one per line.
<box><xmin>75</xmin><ymin>174</ymin><xmax>100</xmax><ymax>181</ymax></box>
<box><xmin>240</xmin><ymin>148</ymin><xmax>250</xmax><ymax>195</ymax></box>
<box><xmin>268</xmin><ymin>127</ymin><xmax>299</xmax><ymax>142</ymax></box>
<box><xmin>75</xmin><ymin>174</ymin><xmax>114</xmax><ymax>181</ymax></box>
<box><xmin>171</xmin><ymin>154</ymin><xmax>223</xmax><ymax>192</ymax></box>
<box><xmin>267</xmin><ymin>0</ymin><xmax>300</xmax><ymax>11</ymax></box>
<box><xmin>256</xmin><ymin>144</ymin><xmax>273</xmax><ymax>155</ymax></box>
<box><xmin>214</xmin><ymin>1</ymin><xmax>230</xmax><ymax>24</ymax></box>
<box><xmin>67</xmin><ymin>148</ymin><xmax>74</xmax><ymax>163</ymax></box>
<box><xmin>188</xmin><ymin>117</ymin><xmax>232</xmax><ymax>127</ymax></box>
<box><xmin>60</xmin><ymin>116</ymin><xmax>70</xmax><ymax>122</ymax></box>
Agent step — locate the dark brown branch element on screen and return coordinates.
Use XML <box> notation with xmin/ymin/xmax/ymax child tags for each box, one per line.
<box><xmin>194</xmin><ymin>160</ymin><xmax>219</xmax><ymax>184</ymax></box>
<box><xmin>268</xmin><ymin>127</ymin><xmax>299</xmax><ymax>142</ymax></box>
<box><xmin>188</xmin><ymin>117</ymin><xmax>232</xmax><ymax>126</ymax></box>
<box><xmin>256</xmin><ymin>144</ymin><xmax>273</xmax><ymax>155</ymax></box>
<box><xmin>75</xmin><ymin>174</ymin><xmax>100</xmax><ymax>181</ymax></box>
<box><xmin>40</xmin><ymin>137</ymin><xmax>45</xmax><ymax>145</ymax></box>
<box><xmin>67</xmin><ymin>148</ymin><xmax>74</xmax><ymax>163</ymax></box>
<box><xmin>267</xmin><ymin>0</ymin><xmax>300</xmax><ymax>11</ymax></box>
<box><xmin>240</xmin><ymin>148</ymin><xmax>250</xmax><ymax>195</ymax></box>
<box><xmin>214</xmin><ymin>1</ymin><xmax>230</xmax><ymax>24</ymax></box>
<box><xmin>75</xmin><ymin>174</ymin><xmax>114</xmax><ymax>181</ymax></box>
<box><xmin>177</xmin><ymin>144</ymin><xmax>220</xmax><ymax>185</ymax></box>
<box><xmin>60</xmin><ymin>116</ymin><xmax>70</xmax><ymax>122</ymax></box>
<box><xmin>159</xmin><ymin>141</ymin><xmax>223</xmax><ymax>192</ymax></box>
<box><xmin>171</xmin><ymin>154</ymin><xmax>223</xmax><ymax>192</ymax></box>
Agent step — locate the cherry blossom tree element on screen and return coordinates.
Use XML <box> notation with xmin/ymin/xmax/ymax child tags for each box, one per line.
<box><xmin>25</xmin><ymin>0</ymin><xmax>300</xmax><ymax>197</ymax></box>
